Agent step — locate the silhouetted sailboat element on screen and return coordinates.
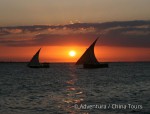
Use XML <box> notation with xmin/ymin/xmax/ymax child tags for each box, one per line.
<box><xmin>76</xmin><ymin>37</ymin><xmax>108</xmax><ymax>68</ymax></box>
<box><xmin>28</xmin><ymin>48</ymin><xmax>49</xmax><ymax>68</ymax></box>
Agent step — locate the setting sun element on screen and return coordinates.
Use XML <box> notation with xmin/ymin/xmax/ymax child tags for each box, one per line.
<box><xmin>69</xmin><ymin>50</ymin><xmax>76</xmax><ymax>57</ymax></box>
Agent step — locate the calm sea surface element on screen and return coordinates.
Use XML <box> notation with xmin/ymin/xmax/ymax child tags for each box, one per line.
<box><xmin>0</xmin><ymin>62</ymin><xmax>150</xmax><ymax>114</ymax></box>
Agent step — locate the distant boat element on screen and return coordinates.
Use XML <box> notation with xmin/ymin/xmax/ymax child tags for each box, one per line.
<box><xmin>76</xmin><ymin>37</ymin><xmax>108</xmax><ymax>68</ymax></box>
<box><xmin>28</xmin><ymin>48</ymin><xmax>49</xmax><ymax>68</ymax></box>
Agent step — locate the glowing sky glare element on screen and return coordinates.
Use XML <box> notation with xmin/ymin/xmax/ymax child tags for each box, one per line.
<box><xmin>0</xmin><ymin>0</ymin><xmax>150</xmax><ymax>62</ymax></box>
<box><xmin>0</xmin><ymin>0</ymin><xmax>150</xmax><ymax>26</ymax></box>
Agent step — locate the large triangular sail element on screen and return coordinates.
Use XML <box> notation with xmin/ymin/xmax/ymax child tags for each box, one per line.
<box><xmin>76</xmin><ymin>38</ymin><xmax>100</xmax><ymax>65</ymax></box>
<box><xmin>28</xmin><ymin>48</ymin><xmax>41</xmax><ymax>66</ymax></box>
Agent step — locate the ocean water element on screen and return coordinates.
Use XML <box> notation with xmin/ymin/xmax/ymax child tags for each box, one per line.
<box><xmin>0</xmin><ymin>62</ymin><xmax>150</xmax><ymax>114</ymax></box>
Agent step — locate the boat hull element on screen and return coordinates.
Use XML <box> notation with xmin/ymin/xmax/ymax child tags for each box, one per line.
<box><xmin>83</xmin><ymin>63</ymin><xmax>108</xmax><ymax>69</ymax></box>
<box><xmin>28</xmin><ymin>63</ymin><xmax>50</xmax><ymax>68</ymax></box>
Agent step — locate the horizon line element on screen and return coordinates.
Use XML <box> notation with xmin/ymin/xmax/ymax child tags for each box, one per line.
<box><xmin>0</xmin><ymin>61</ymin><xmax>150</xmax><ymax>63</ymax></box>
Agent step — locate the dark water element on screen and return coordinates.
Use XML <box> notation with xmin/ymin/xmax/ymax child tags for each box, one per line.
<box><xmin>0</xmin><ymin>62</ymin><xmax>150</xmax><ymax>114</ymax></box>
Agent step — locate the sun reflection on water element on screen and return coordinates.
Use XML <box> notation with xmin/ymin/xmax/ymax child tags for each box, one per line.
<box><xmin>61</xmin><ymin>67</ymin><xmax>87</xmax><ymax>114</ymax></box>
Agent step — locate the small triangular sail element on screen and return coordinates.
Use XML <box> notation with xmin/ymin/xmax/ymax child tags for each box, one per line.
<box><xmin>28</xmin><ymin>48</ymin><xmax>41</xmax><ymax>66</ymax></box>
<box><xmin>76</xmin><ymin>38</ymin><xmax>99</xmax><ymax>65</ymax></box>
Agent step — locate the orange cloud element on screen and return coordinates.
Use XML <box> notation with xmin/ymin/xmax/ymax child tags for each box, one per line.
<box><xmin>0</xmin><ymin>20</ymin><xmax>150</xmax><ymax>48</ymax></box>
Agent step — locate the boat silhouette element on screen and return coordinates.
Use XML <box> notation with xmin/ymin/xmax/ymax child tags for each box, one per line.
<box><xmin>28</xmin><ymin>48</ymin><xmax>49</xmax><ymax>68</ymax></box>
<box><xmin>76</xmin><ymin>37</ymin><xmax>108</xmax><ymax>68</ymax></box>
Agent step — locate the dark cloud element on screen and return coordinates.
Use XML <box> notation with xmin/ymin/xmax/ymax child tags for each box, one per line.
<box><xmin>0</xmin><ymin>20</ymin><xmax>150</xmax><ymax>47</ymax></box>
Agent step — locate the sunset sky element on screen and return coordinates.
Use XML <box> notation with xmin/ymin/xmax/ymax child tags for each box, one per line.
<box><xmin>0</xmin><ymin>0</ymin><xmax>150</xmax><ymax>62</ymax></box>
